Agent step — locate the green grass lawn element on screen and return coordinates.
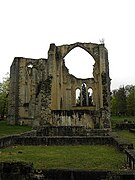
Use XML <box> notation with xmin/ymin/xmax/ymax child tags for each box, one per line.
<box><xmin>0</xmin><ymin>145</ymin><xmax>125</xmax><ymax>170</ymax></box>
<box><xmin>111</xmin><ymin>116</ymin><xmax>135</xmax><ymax>146</ymax></box>
<box><xmin>0</xmin><ymin>120</ymin><xmax>31</xmax><ymax>137</ymax></box>
<box><xmin>0</xmin><ymin>118</ymin><xmax>130</xmax><ymax>171</ymax></box>
<box><xmin>116</xmin><ymin>130</ymin><xmax>135</xmax><ymax>147</ymax></box>
<box><xmin>111</xmin><ymin>116</ymin><xmax>135</xmax><ymax>128</ymax></box>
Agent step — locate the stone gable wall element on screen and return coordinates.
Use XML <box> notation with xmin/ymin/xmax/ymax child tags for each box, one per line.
<box><xmin>8</xmin><ymin>42</ymin><xmax>111</xmax><ymax>129</ymax></box>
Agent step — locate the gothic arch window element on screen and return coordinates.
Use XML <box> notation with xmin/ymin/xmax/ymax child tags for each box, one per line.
<box><xmin>76</xmin><ymin>88</ymin><xmax>81</xmax><ymax>106</ymax></box>
<box><xmin>75</xmin><ymin>84</ymin><xmax>94</xmax><ymax>107</ymax></box>
<box><xmin>27</xmin><ymin>63</ymin><xmax>33</xmax><ymax>76</ymax></box>
<box><xmin>64</xmin><ymin>47</ymin><xmax>95</xmax><ymax>78</ymax></box>
<box><xmin>88</xmin><ymin>88</ymin><xmax>93</xmax><ymax>106</ymax></box>
<box><xmin>24</xmin><ymin>63</ymin><xmax>34</xmax><ymax>104</ymax></box>
<box><xmin>27</xmin><ymin>63</ymin><xmax>33</xmax><ymax>68</ymax></box>
<box><xmin>81</xmin><ymin>83</ymin><xmax>87</xmax><ymax>106</ymax></box>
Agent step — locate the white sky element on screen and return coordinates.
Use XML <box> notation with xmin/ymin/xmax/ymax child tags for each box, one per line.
<box><xmin>0</xmin><ymin>0</ymin><xmax>135</xmax><ymax>90</ymax></box>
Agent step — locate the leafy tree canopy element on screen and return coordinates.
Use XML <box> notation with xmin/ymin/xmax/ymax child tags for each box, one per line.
<box><xmin>111</xmin><ymin>85</ymin><xmax>135</xmax><ymax>116</ymax></box>
<box><xmin>0</xmin><ymin>73</ymin><xmax>9</xmax><ymax>119</ymax></box>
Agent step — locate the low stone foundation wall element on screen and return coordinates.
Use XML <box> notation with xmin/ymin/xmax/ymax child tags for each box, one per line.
<box><xmin>36</xmin><ymin>126</ymin><xmax>87</xmax><ymax>136</ymax></box>
<box><xmin>14</xmin><ymin>136</ymin><xmax>112</xmax><ymax>146</ymax></box>
<box><xmin>36</xmin><ymin>169</ymin><xmax>135</xmax><ymax>180</ymax></box>
<box><xmin>0</xmin><ymin>129</ymin><xmax>133</xmax><ymax>150</ymax></box>
<box><xmin>0</xmin><ymin>129</ymin><xmax>135</xmax><ymax>176</ymax></box>
<box><xmin>0</xmin><ymin>131</ymin><xmax>36</xmax><ymax>148</ymax></box>
<box><xmin>0</xmin><ymin>162</ymin><xmax>34</xmax><ymax>180</ymax></box>
<box><xmin>36</xmin><ymin>126</ymin><xmax>110</xmax><ymax>136</ymax></box>
<box><xmin>13</xmin><ymin>135</ymin><xmax>133</xmax><ymax>150</ymax></box>
<box><xmin>112</xmin><ymin>137</ymin><xmax>133</xmax><ymax>151</ymax></box>
<box><xmin>129</xmin><ymin>129</ymin><xmax>135</xmax><ymax>133</ymax></box>
<box><xmin>125</xmin><ymin>149</ymin><xmax>135</xmax><ymax>170</ymax></box>
<box><xmin>116</xmin><ymin>123</ymin><xmax>135</xmax><ymax>130</ymax></box>
<box><xmin>0</xmin><ymin>136</ymin><xmax>16</xmax><ymax>148</ymax></box>
<box><xmin>0</xmin><ymin>162</ymin><xmax>135</xmax><ymax>180</ymax></box>
<box><xmin>35</xmin><ymin>169</ymin><xmax>111</xmax><ymax>180</ymax></box>
<box><xmin>20</xmin><ymin>130</ymin><xmax>37</xmax><ymax>136</ymax></box>
<box><xmin>86</xmin><ymin>129</ymin><xmax>109</xmax><ymax>136</ymax></box>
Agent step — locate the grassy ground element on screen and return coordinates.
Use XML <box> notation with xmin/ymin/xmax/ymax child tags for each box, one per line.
<box><xmin>0</xmin><ymin>120</ymin><xmax>31</xmax><ymax>137</ymax></box>
<box><xmin>116</xmin><ymin>130</ymin><xmax>135</xmax><ymax>147</ymax></box>
<box><xmin>111</xmin><ymin>116</ymin><xmax>135</xmax><ymax>128</ymax></box>
<box><xmin>111</xmin><ymin>116</ymin><xmax>135</xmax><ymax>147</ymax></box>
<box><xmin>0</xmin><ymin>145</ymin><xmax>125</xmax><ymax>170</ymax></box>
<box><xmin>0</xmin><ymin>117</ymin><xmax>132</xmax><ymax>171</ymax></box>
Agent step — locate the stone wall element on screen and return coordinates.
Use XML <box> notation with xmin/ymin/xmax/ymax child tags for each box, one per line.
<box><xmin>0</xmin><ymin>136</ymin><xmax>15</xmax><ymax>148</ymax></box>
<box><xmin>125</xmin><ymin>149</ymin><xmax>135</xmax><ymax>170</ymax></box>
<box><xmin>7</xmin><ymin>58</ymin><xmax>20</xmax><ymax>125</ymax></box>
<box><xmin>0</xmin><ymin>128</ymin><xmax>133</xmax><ymax>149</ymax></box>
<box><xmin>109</xmin><ymin>132</ymin><xmax>133</xmax><ymax>151</ymax></box>
<box><xmin>116</xmin><ymin>122</ymin><xmax>135</xmax><ymax>130</ymax></box>
<box><xmin>0</xmin><ymin>162</ymin><xmax>135</xmax><ymax>180</ymax></box>
<box><xmin>14</xmin><ymin>136</ymin><xmax>112</xmax><ymax>146</ymax></box>
<box><xmin>8</xmin><ymin>42</ymin><xmax>111</xmax><ymax>129</ymax></box>
<box><xmin>51</xmin><ymin>110</ymin><xmax>96</xmax><ymax>128</ymax></box>
<box><xmin>1</xmin><ymin>125</ymin><xmax>134</xmax><ymax>179</ymax></box>
<box><xmin>0</xmin><ymin>127</ymin><xmax>133</xmax><ymax>151</ymax></box>
<box><xmin>0</xmin><ymin>131</ymin><xmax>36</xmax><ymax>148</ymax></box>
<box><xmin>35</xmin><ymin>126</ymin><xmax>109</xmax><ymax>136</ymax></box>
<box><xmin>0</xmin><ymin>162</ymin><xmax>34</xmax><ymax>180</ymax></box>
<box><xmin>36</xmin><ymin>169</ymin><xmax>135</xmax><ymax>180</ymax></box>
<box><xmin>36</xmin><ymin>126</ymin><xmax>87</xmax><ymax>136</ymax></box>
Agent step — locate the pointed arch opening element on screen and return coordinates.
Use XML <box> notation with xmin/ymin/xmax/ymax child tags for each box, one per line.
<box><xmin>64</xmin><ymin>47</ymin><xmax>95</xmax><ymax>78</ymax></box>
<box><xmin>76</xmin><ymin>88</ymin><xmax>81</xmax><ymax>106</ymax></box>
<box><xmin>88</xmin><ymin>88</ymin><xmax>94</xmax><ymax>106</ymax></box>
<box><xmin>81</xmin><ymin>83</ymin><xmax>87</xmax><ymax>106</ymax></box>
<box><xmin>27</xmin><ymin>64</ymin><xmax>33</xmax><ymax>68</ymax></box>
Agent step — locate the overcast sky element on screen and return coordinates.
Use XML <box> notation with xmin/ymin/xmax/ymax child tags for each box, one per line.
<box><xmin>0</xmin><ymin>0</ymin><xmax>135</xmax><ymax>90</ymax></box>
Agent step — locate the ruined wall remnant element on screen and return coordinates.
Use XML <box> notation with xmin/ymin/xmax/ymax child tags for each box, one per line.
<box><xmin>8</xmin><ymin>42</ymin><xmax>111</xmax><ymax>129</ymax></box>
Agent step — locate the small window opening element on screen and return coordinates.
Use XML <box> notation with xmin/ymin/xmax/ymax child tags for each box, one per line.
<box><xmin>76</xmin><ymin>88</ymin><xmax>81</xmax><ymax>106</ymax></box>
<box><xmin>81</xmin><ymin>83</ymin><xmax>87</xmax><ymax>106</ymax></box>
<box><xmin>27</xmin><ymin>64</ymin><xmax>33</xmax><ymax>68</ymax></box>
<box><xmin>88</xmin><ymin>88</ymin><xmax>93</xmax><ymax>106</ymax></box>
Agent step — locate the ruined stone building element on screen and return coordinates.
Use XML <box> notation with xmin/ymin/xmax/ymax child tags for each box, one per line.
<box><xmin>8</xmin><ymin>42</ymin><xmax>111</xmax><ymax>129</ymax></box>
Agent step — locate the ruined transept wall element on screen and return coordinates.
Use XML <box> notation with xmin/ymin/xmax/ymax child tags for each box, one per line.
<box><xmin>8</xmin><ymin>57</ymin><xmax>48</xmax><ymax>125</ymax></box>
<box><xmin>8</xmin><ymin>42</ymin><xmax>111</xmax><ymax>129</ymax></box>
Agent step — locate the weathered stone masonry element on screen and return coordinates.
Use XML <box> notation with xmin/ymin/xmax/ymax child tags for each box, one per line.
<box><xmin>8</xmin><ymin>42</ymin><xmax>111</xmax><ymax>129</ymax></box>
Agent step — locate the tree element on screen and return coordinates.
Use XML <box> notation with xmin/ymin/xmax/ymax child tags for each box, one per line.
<box><xmin>117</xmin><ymin>87</ymin><xmax>127</xmax><ymax>115</ymax></box>
<box><xmin>126</xmin><ymin>86</ymin><xmax>135</xmax><ymax>116</ymax></box>
<box><xmin>111</xmin><ymin>90</ymin><xmax>118</xmax><ymax>115</ymax></box>
<box><xmin>111</xmin><ymin>85</ymin><xmax>135</xmax><ymax>116</ymax></box>
<box><xmin>111</xmin><ymin>87</ymin><xmax>127</xmax><ymax>116</ymax></box>
<box><xmin>0</xmin><ymin>73</ymin><xmax>9</xmax><ymax>119</ymax></box>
